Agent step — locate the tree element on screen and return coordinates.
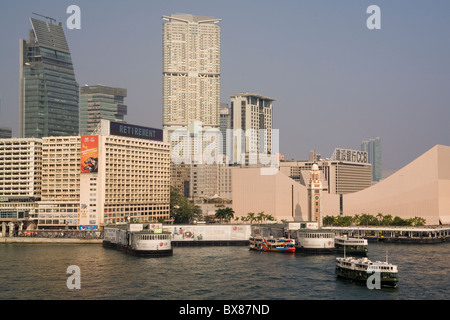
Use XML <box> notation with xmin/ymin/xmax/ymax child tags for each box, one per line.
<box><xmin>257</xmin><ymin>211</ymin><xmax>266</xmax><ymax>223</ymax></box>
<box><xmin>381</xmin><ymin>214</ymin><xmax>393</xmax><ymax>226</ymax></box>
<box><xmin>246</xmin><ymin>212</ymin><xmax>256</xmax><ymax>224</ymax></box>
<box><xmin>170</xmin><ymin>186</ymin><xmax>203</xmax><ymax>224</ymax></box>
<box><xmin>215</xmin><ymin>207</ymin><xmax>235</xmax><ymax>223</ymax></box>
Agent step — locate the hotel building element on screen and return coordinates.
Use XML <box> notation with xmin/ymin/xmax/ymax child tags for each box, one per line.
<box><xmin>1</xmin><ymin>121</ymin><xmax>171</xmax><ymax>230</ymax></box>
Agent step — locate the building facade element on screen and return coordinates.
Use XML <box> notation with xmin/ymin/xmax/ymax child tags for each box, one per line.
<box><xmin>233</xmin><ymin>145</ymin><xmax>450</xmax><ymax>226</ymax></box>
<box><xmin>0</xmin><ymin>138</ymin><xmax>42</xmax><ymax>225</ymax></box>
<box><xmin>361</xmin><ymin>137</ymin><xmax>382</xmax><ymax>182</ymax></box>
<box><xmin>279</xmin><ymin>148</ymin><xmax>372</xmax><ymax>195</ymax></box>
<box><xmin>230</xmin><ymin>93</ymin><xmax>276</xmax><ymax>165</ymax></box>
<box><xmin>162</xmin><ymin>14</ymin><xmax>221</xmax><ymax>131</ymax></box>
<box><xmin>1</xmin><ymin>121</ymin><xmax>171</xmax><ymax>230</ymax></box>
<box><xmin>0</xmin><ymin>127</ymin><xmax>12</xmax><ymax>139</ymax></box>
<box><xmin>19</xmin><ymin>17</ymin><xmax>79</xmax><ymax>138</ymax></box>
<box><xmin>219</xmin><ymin>103</ymin><xmax>231</xmax><ymax>158</ymax></box>
<box><xmin>79</xmin><ymin>85</ymin><xmax>127</xmax><ymax>135</ymax></box>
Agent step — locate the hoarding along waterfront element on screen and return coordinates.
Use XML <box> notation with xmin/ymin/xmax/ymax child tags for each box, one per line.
<box><xmin>0</xmin><ymin>241</ymin><xmax>449</xmax><ymax>300</ymax></box>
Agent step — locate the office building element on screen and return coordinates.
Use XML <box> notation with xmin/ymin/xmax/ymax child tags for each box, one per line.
<box><xmin>219</xmin><ymin>103</ymin><xmax>231</xmax><ymax>157</ymax></box>
<box><xmin>361</xmin><ymin>137</ymin><xmax>382</xmax><ymax>182</ymax></box>
<box><xmin>79</xmin><ymin>85</ymin><xmax>127</xmax><ymax>135</ymax></box>
<box><xmin>279</xmin><ymin>148</ymin><xmax>372</xmax><ymax>195</ymax></box>
<box><xmin>19</xmin><ymin>17</ymin><xmax>79</xmax><ymax>138</ymax></box>
<box><xmin>0</xmin><ymin>127</ymin><xmax>12</xmax><ymax>139</ymax></box>
<box><xmin>230</xmin><ymin>93</ymin><xmax>276</xmax><ymax>165</ymax></box>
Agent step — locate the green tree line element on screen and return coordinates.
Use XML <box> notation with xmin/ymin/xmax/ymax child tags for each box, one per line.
<box><xmin>323</xmin><ymin>213</ymin><xmax>426</xmax><ymax>227</ymax></box>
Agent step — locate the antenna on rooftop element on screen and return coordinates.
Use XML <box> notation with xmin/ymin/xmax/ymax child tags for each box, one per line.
<box><xmin>32</xmin><ymin>12</ymin><xmax>56</xmax><ymax>24</ymax></box>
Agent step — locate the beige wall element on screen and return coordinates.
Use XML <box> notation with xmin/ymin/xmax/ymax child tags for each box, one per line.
<box><xmin>232</xmin><ymin>145</ymin><xmax>450</xmax><ymax>226</ymax></box>
<box><xmin>232</xmin><ymin>167</ymin><xmax>339</xmax><ymax>222</ymax></box>
<box><xmin>342</xmin><ymin>145</ymin><xmax>450</xmax><ymax>225</ymax></box>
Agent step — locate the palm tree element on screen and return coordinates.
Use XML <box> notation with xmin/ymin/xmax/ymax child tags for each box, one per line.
<box><xmin>246</xmin><ymin>212</ymin><xmax>256</xmax><ymax>224</ymax></box>
<box><xmin>257</xmin><ymin>211</ymin><xmax>266</xmax><ymax>223</ymax></box>
<box><xmin>215</xmin><ymin>207</ymin><xmax>235</xmax><ymax>223</ymax></box>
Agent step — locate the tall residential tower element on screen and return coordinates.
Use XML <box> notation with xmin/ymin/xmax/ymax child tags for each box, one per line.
<box><xmin>162</xmin><ymin>14</ymin><xmax>221</xmax><ymax>134</ymax></box>
<box><xmin>19</xmin><ymin>17</ymin><xmax>79</xmax><ymax>138</ymax></box>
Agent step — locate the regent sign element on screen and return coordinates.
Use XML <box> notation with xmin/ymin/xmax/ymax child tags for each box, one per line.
<box><xmin>331</xmin><ymin>148</ymin><xmax>368</xmax><ymax>164</ymax></box>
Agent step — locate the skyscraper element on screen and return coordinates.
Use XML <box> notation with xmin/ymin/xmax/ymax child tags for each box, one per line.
<box><xmin>219</xmin><ymin>103</ymin><xmax>231</xmax><ymax>156</ymax></box>
<box><xmin>79</xmin><ymin>85</ymin><xmax>127</xmax><ymax>135</ymax></box>
<box><xmin>19</xmin><ymin>17</ymin><xmax>79</xmax><ymax>138</ymax></box>
<box><xmin>230</xmin><ymin>93</ymin><xmax>276</xmax><ymax>165</ymax></box>
<box><xmin>162</xmin><ymin>14</ymin><xmax>221</xmax><ymax>132</ymax></box>
<box><xmin>361</xmin><ymin>137</ymin><xmax>382</xmax><ymax>182</ymax></box>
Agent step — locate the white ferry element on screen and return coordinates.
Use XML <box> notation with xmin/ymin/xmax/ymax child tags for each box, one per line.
<box><xmin>335</xmin><ymin>235</ymin><xmax>368</xmax><ymax>256</ymax></box>
<box><xmin>103</xmin><ymin>223</ymin><xmax>173</xmax><ymax>257</ymax></box>
<box><xmin>335</xmin><ymin>255</ymin><xmax>398</xmax><ymax>287</ymax></box>
<box><xmin>293</xmin><ymin>229</ymin><xmax>336</xmax><ymax>253</ymax></box>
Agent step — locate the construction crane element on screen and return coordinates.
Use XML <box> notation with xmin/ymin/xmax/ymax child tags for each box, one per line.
<box><xmin>32</xmin><ymin>12</ymin><xmax>56</xmax><ymax>24</ymax></box>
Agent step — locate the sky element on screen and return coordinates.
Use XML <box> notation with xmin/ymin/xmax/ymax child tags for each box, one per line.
<box><xmin>0</xmin><ymin>0</ymin><xmax>449</xmax><ymax>177</ymax></box>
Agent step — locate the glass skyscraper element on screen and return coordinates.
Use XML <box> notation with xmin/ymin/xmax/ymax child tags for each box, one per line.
<box><xmin>19</xmin><ymin>17</ymin><xmax>79</xmax><ymax>138</ymax></box>
<box><xmin>79</xmin><ymin>85</ymin><xmax>127</xmax><ymax>135</ymax></box>
<box><xmin>361</xmin><ymin>137</ymin><xmax>382</xmax><ymax>182</ymax></box>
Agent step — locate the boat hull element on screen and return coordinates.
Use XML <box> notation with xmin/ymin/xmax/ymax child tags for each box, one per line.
<box><xmin>103</xmin><ymin>241</ymin><xmax>173</xmax><ymax>257</ymax></box>
<box><xmin>249</xmin><ymin>245</ymin><xmax>296</xmax><ymax>253</ymax></box>
<box><xmin>335</xmin><ymin>246</ymin><xmax>368</xmax><ymax>256</ymax></box>
<box><xmin>296</xmin><ymin>247</ymin><xmax>335</xmax><ymax>254</ymax></box>
<box><xmin>335</xmin><ymin>266</ymin><xmax>398</xmax><ymax>287</ymax></box>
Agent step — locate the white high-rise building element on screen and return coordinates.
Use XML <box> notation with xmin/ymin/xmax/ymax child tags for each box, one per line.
<box><xmin>230</xmin><ymin>93</ymin><xmax>276</xmax><ymax>165</ymax></box>
<box><xmin>162</xmin><ymin>14</ymin><xmax>221</xmax><ymax>132</ymax></box>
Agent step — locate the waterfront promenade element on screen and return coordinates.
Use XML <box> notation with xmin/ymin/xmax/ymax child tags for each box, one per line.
<box><xmin>1</xmin><ymin>224</ymin><xmax>450</xmax><ymax>245</ymax></box>
<box><xmin>0</xmin><ymin>237</ymin><xmax>102</xmax><ymax>244</ymax></box>
<box><xmin>324</xmin><ymin>225</ymin><xmax>450</xmax><ymax>243</ymax></box>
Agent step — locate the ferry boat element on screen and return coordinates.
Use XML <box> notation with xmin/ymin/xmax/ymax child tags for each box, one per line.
<box><xmin>293</xmin><ymin>229</ymin><xmax>336</xmax><ymax>253</ymax></box>
<box><xmin>103</xmin><ymin>223</ymin><xmax>173</xmax><ymax>257</ymax></box>
<box><xmin>249</xmin><ymin>236</ymin><xmax>296</xmax><ymax>253</ymax></box>
<box><xmin>335</xmin><ymin>254</ymin><xmax>398</xmax><ymax>287</ymax></box>
<box><xmin>335</xmin><ymin>235</ymin><xmax>368</xmax><ymax>256</ymax></box>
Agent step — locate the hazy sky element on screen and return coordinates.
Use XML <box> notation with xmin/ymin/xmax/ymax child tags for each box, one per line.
<box><xmin>1</xmin><ymin>0</ymin><xmax>449</xmax><ymax>177</ymax></box>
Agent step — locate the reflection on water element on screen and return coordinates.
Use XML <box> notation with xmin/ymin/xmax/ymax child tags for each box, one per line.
<box><xmin>0</xmin><ymin>242</ymin><xmax>449</xmax><ymax>299</ymax></box>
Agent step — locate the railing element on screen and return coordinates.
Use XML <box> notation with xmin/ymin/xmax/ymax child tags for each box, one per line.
<box><xmin>19</xmin><ymin>230</ymin><xmax>103</xmax><ymax>239</ymax></box>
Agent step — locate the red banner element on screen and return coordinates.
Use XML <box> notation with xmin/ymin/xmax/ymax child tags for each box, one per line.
<box><xmin>80</xmin><ymin>136</ymin><xmax>99</xmax><ymax>173</ymax></box>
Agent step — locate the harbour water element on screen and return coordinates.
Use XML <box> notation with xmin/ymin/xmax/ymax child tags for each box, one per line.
<box><xmin>0</xmin><ymin>241</ymin><xmax>448</xmax><ymax>300</ymax></box>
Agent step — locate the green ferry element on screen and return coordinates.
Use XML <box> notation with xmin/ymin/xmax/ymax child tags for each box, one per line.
<box><xmin>335</xmin><ymin>235</ymin><xmax>368</xmax><ymax>256</ymax></box>
<box><xmin>335</xmin><ymin>255</ymin><xmax>398</xmax><ymax>287</ymax></box>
